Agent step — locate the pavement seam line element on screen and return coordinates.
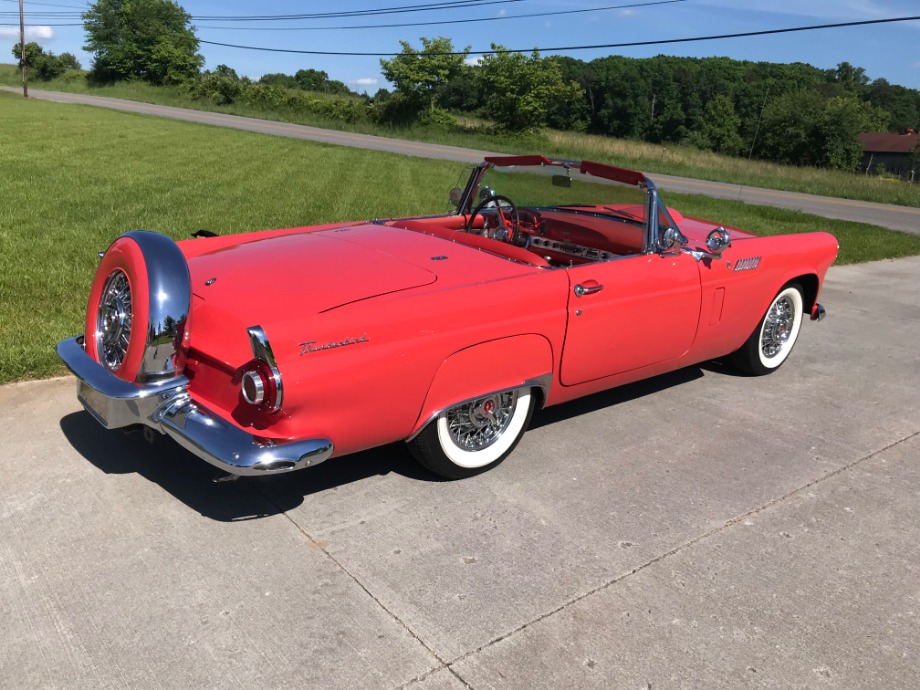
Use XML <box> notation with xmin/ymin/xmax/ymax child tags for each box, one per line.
<box><xmin>250</xmin><ymin>485</ymin><xmax>456</xmax><ymax>684</ymax></box>
<box><xmin>441</xmin><ymin>428</ymin><xmax>920</xmax><ymax>669</ymax></box>
<box><xmin>391</xmin><ymin>665</ymin><xmax>475</xmax><ymax>690</ymax></box>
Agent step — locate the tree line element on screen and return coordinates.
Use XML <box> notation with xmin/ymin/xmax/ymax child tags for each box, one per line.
<box><xmin>15</xmin><ymin>0</ymin><xmax>920</xmax><ymax>172</ymax></box>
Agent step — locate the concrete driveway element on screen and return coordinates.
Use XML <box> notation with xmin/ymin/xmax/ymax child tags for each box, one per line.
<box><xmin>2</xmin><ymin>257</ymin><xmax>918</xmax><ymax>689</ymax></box>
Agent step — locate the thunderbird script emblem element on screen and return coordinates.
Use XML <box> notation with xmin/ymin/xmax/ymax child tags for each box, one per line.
<box><xmin>299</xmin><ymin>334</ymin><xmax>369</xmax><ymax>356</ymax></box>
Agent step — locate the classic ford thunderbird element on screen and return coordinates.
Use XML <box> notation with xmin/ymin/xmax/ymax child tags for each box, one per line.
<box><xmin>57</xmin><ymin>156</ymin><xmax>837</xmax><ymax>479</ymax></box>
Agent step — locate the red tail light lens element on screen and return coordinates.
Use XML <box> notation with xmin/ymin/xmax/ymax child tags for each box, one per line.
<box><xmin>240</xmin><ymin>360</ymin><xmax>278</xmax><ymax>412</ymax></box>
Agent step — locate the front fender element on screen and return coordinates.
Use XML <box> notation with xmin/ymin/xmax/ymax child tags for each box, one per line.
<box><xmin>410</xmin><ymin>334</ymin><xmax>554</xmax><ymax>438</ymax></box>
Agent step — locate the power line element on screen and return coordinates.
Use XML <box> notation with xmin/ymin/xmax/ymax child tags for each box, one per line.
<box><xmin>197</xmin><ymin>14</ymin><xmax>920</xmax><ymax>56</ymax></box>
<box><xmin>193</xmin><ymin>0</ymin><xmax>525</xmax><ymax>22</ymax></box>
<box><xmin>0</xmin><ymin>0</ymin><xmax>86</xmax><ymax>8</ymax></box>
<box><xmin>195</xmin><ymin>0</ymin><xmax>686</xmax><ymax>32</ymax></box>
<box><xmin>0</xmin><ymin>0</ymin><xmax>524</xmax><ymax>21</ymax></box>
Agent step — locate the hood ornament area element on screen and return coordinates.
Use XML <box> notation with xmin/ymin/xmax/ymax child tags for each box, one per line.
<box><xmin>299</xmin><ymin>334</ymin><xmax>369</xmax><ymax>356</ymax></box>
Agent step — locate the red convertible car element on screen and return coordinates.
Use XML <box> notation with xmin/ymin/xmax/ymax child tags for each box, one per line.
<box><xmin>58</xmin><ymin>156</ymin><xmax>837</xmax><ymax>479</ymax></box>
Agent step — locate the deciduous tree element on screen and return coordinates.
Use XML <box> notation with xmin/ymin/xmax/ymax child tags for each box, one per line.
<box><xmin>379</xmin><ymin>37</ymin><xmax>469</xmax><ymax>113</ymax></box>
<box><xmin>12</xmin><ymin>42</ymin><xmax>78</xmax><ymax>80</ymax></box>
<box><xmin>479</xmin><ymin>46</ymin><xmax>582</xmax><ymax>132</ymax></box>
<box><xmin>694</xmin><ymin>95</ymin><xmax>743</xmax><ymax>154</ymax></box>
<box><xmin>82</xmin><ymin>0</ymin><xmax>203</xmax><ymax>84</ymax></box>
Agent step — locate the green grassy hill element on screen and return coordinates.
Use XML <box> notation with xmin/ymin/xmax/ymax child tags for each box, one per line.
<box><xmin>3</xmin><ymin>64</ymin><xmax>919</xmax><ymax>209</ymax></box>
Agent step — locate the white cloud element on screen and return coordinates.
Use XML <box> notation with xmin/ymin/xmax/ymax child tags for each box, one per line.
<box><xmin>617</xmin><ymin>9</ymin><xmax>637</xmax><ymax>17</ymax></box>
<box><xmin>354</xmin><ymin>78</ymin><xmax>378</xmax><ymax>86</ymax></box>
<box><xmin>465</xmin><ymin>56</ymin><xmax>483</xmax><ymax>66</ymax></box>
<box><xmin>498</xmin><ymin>9</ymin><xmax>507</xmax><ymax>16</ymax></box>
<box><xmin>0</xmin><ymin>25</ymin><xmax>53</xmax><ymax>40</ymax></box>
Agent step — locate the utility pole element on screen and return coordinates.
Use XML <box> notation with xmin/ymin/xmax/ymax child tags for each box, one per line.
<box><xmin>19</xmin><ymin>0</ymin><xmax>28</xmax><ymax>97</ymax></box>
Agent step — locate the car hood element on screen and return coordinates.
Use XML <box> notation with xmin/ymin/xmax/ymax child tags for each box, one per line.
<box><xmin>679</xmin><ymin>216</ymin><xmax>757</xmax><ymax>243</ymax></box>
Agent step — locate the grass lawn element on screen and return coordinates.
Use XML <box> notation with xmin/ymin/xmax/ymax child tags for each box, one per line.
<box><xmin>2</xmin><ymin>92</ymin><xmax>919</xmax><ymax>383</ymax></box>
<box><xmin>3</xmin><ymin>64</ymin><xmax>919</xmax><ymax>209</ymax></box>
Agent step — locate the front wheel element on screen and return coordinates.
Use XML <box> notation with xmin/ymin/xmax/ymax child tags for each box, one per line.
<box><xmin>407</xmin><ymin>388</ymin><xmax>535</xmax><ymax>479</ymax></box>
<box><xmin>732</xmin><ymin>282</ymin><xmax>804</xmax><ymax>375</ymax></box>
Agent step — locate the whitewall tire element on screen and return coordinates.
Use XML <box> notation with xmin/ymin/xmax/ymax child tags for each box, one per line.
<box><xmin>732</xmin><ymin>283</ymin><xmax>804</xmax><ymax>375</ymax></box>
<box><xmin>408</xmin><ymin>388</ymin><xmax>535</xmax><ymax>479</ymax></box>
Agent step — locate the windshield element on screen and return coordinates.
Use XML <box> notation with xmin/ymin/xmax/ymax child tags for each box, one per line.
<box><xmin>435</xmin><ymin>157</ymin><xmax>680</xmax><ymax>265</ymax></box>
<box><xmin>462</xmin><ymin>162</ymin><xmax>650</xmax><ymax>224</ymax></box>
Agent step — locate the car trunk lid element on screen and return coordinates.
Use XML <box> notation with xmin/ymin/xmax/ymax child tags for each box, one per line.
<box><xmin>188</xmin><ymin>226</ymin><xmax>438</xmax><ymax>315</ymax></box>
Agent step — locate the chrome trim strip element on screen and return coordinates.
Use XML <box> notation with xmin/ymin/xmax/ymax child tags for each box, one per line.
<box><xmin>123</xmin><ymin>231</ymin><xmax>192</xmax><ymax>384</ymax></box>
<box><xmin>57</xmin><ymin>336</ymin><xmax>332</xmax><ymax>476</ymax></box>
<box><xmin>247</xmin><ymin>325</ymin><xmax>284</xmax><ymax>412</ymax></box>
<box><xmin>406</xmin><ymin>373</ymin><xmax>552</xmax><ymax>442</ymax></box>
<box><xmin>645</xmin><ymin>188</ymin><xmax>658</xmax><ymax>254</ymax></box>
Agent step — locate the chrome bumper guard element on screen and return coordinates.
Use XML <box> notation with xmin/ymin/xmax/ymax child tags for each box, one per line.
<box><xmin>810</xmin><ymin>303</ymin><xmax>826</xmax><ymax>321</ymax></box>
<box><xmin>56</xmin><ymin>337</ymin><xmax>333</xmax><ymax>476</ymax></box>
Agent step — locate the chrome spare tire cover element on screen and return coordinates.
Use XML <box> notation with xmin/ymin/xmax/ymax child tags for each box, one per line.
<box><xmin>122</xmin><ymin>231</ymin><xmax>191</xmax><ymax>383</ymax></box>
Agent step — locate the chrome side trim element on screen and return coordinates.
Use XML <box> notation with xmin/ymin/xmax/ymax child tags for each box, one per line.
<box><xmin>407</xmin><ymin>373</ymin><xmax>552</xmax><ymax>442</ymax></box>
<box><xmin>247</xmin><ymin>325</ymin><xmax>284</xmax><ymax>412</ymax></box>
<box><xmin>57</xmin><ymin>336</ymin><xmax>332</xmax><ymax>476</ymax></box>
<box><xmin>123</xmin><ymin>231</ymin><xmax>192</xmax><ymax>384</ymax></box>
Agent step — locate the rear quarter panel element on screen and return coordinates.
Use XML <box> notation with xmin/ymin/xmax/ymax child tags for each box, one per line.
<box><xmin>277</xmin><ymin>268</ymin><xmax>568</xmax><ymax>456</ymax></box>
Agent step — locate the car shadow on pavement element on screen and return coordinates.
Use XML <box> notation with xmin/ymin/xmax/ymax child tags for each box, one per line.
<box><xmin>59</xmin><ymin>365</ymin><xmax>709</xmax><ymax>522</ymax></box>
<box><xmin>59</xmin><ymin>412</ymin><xmax>438</xmax><ymax>522</ymax></box>
<box><xmin>529</xmin><ymin>365</ymin><xmax>705</xmax><ymax>430</ymax></box>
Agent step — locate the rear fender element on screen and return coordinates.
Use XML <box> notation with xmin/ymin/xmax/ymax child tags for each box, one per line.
<box><xmin>410</xmin><ymin>334</ymin><xmax>554</xmax><ymax>438</ymax></box>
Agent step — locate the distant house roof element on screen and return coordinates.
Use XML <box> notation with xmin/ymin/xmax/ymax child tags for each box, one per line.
<box><xmin>860</xmin><ymin>129</ymin><xmax>919</xmax><ymax>154</ymax></box>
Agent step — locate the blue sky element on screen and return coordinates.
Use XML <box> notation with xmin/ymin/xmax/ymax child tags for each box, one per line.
<box><xmin>2</xmin><ymin>0</ymin><xmax>919</xmax><ymax>93</ymax></box>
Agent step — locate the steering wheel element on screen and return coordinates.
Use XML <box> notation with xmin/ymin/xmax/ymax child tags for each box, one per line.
<box><xmin>466</xmin><ymin>194</ymin><xmax>520</xmax><ymax>244</ymax></box>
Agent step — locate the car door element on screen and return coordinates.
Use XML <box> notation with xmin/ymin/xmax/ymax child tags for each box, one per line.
<box><xmin>559</xmin><ymin>251</ymin><xmax>702</xmax><ymax>386</ymax></box>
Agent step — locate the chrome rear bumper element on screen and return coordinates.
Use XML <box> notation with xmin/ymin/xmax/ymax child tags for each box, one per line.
<box><xmin>56</xmin><ymin>336</ymin><xmax>333</xmax><ymax>476</ymax></box>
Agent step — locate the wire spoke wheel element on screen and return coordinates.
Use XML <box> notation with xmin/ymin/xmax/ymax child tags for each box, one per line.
<box><xmin>95</xmin><ymin>269</ymin><xmax>133</xmax><ymax>372</ymax></box>
<box><xmin>445</xmin><ymin>391</ymin><xmax>518</xmax><ymax>452</ymax></box>
<box><xmin>761</xmin><ymin>294</ymin><xmax>795</xmax><ymax>359</ymax></box>
<box><xmin>408</xmin><ymin>387</ymin><xmax>535</xmax><ymax>479</ymax></box>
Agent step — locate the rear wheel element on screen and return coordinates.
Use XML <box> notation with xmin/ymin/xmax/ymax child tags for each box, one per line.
<box><xmin>732</xmin><ymin>282</ymin><xmax>804</xmax><ymax>375</ymax></box>
<box><xmin>408</xmin><ymin>388</ymin><xmax>535</xmax><ymax>479</ymax></box>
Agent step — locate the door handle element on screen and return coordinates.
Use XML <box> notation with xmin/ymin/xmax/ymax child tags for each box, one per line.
<box><xmin>574</xmin><ymin>283</ymin><xmax>604</xmax><ymax>297</ymax></box>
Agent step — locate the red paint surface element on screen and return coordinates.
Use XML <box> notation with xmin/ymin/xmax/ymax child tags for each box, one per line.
<box><xmin>83</xmin><ymin>172</ymin><xmax>838</xmax><ymax>460</ymax></box>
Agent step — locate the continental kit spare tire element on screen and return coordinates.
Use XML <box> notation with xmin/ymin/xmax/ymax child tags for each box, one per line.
<box><xmin>84</xmin><ymin>231</ymin><xmax>191</xmax><ymax>383</ymax></box>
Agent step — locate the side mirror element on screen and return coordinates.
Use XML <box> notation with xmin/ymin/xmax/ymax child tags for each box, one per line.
<box><xmin>448</xmin><ymin>187</ymin><xmax>462</xmax><ymax>206</ymax></box>
<box><xmin>706</xmin><ymin>227</ymin><xmax>731</xmax><ymax>255</ymax></box>
<box><xmin>660</xmin><ymin>226</ymin><xmax>683</xmax><ymax>251</ymax></box>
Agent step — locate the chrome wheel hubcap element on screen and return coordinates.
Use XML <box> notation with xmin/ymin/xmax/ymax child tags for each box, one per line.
<box><xmin>762</xmin><ymin>295</ymin><xmax>794</xmax><ymax>358</ymax></box>
<box><xmin>445</xmin><ymin>391</ymin><xmax>518</xmax><ymax>451</ymax></box>
<box><xmin>96</xmin><ymin>269</ymin><xmax>132</xmax><ymax>371</ymax></box>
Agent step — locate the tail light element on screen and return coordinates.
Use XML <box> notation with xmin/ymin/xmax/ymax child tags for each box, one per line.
<box><xmin>240</xmin><ymin>326</ymin><xmax>283</xmax><ymax>413</ymax></box>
